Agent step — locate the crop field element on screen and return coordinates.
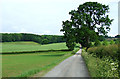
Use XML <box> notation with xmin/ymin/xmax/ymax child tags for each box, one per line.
<box><xmin>2</xmin><ymin>51</ymin><xmax>75</xmax><ymax>77</ymax></box>
<box><xmin>1</xmin><ymin>42</ymin><xmax>68</xmax><ymax>53</ymax></box>
<box><xmin>2</xmin><ymin>42</ymin><xmax>79</xmax><ymax>77</ymax></box>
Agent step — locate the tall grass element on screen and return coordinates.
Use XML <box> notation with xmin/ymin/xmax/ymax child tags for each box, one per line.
<box><xmin>82</xmin><ymin>43</ymin><xmax>119</xmax><ymax>77</ymax></box>
<box><xmin>82</xmin><ymin>50</ymin><xmax>119</xmax><ymax>77</ymax></box>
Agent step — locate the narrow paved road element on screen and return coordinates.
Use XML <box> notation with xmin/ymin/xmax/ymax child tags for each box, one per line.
<box><xmin>44</xmin><ymin>48</ymin><xmax>90</xmax><ymax>77</ymax></box>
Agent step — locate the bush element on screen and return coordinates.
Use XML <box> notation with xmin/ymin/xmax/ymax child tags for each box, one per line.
<box><xmin>94</xmin><ymin>40</ymin><xmax>101</xmax><ymax>46</ymax></box>
<box><xmin>103</xmin><ymin>40</ymin><xmax>109</xmax><ymax>46</ymax></box>
<box><xmin>110</xmin><ymin>40</ymin><xmax>114</xmax><ymax>45</ymax></box>
<box><xmin>88</xmin><ymin>44</ymin><xmax>118</xmax><ymax>59</ymax></box>
<box><xmin>41</xmin><ymin>39</ymin><xmax>49</xmax><ymax>44</ymax></box>
<box><xmin>115</xmin><ymin>39</ymin><xmax>120</xmax><ymax>44</ymax></box>
<box><xmin>82</xmin><ymin>51</ymin><xmax>119</xmax><ymax>77</ymax></box>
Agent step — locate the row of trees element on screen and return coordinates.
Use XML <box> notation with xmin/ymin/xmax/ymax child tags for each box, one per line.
<box><xmin>1</xmin><ymin>33</ymin><xmax>66</xmax><ymax>44</ymax></box>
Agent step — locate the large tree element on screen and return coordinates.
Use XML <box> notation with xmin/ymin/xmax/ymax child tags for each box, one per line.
<box><xmin>61</xmin><ymin>2</ymin><xmax>113</xmax><ymax>51</ymax></box>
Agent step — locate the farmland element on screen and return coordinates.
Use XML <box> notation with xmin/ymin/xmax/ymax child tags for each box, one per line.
<box><xmin>1</xmin><ymin>42</ymin><xmax>68</xmax><ymax>53</ymax></box>
<box><xmin>2</xmin><ymin>42</ymin><xmax>79</xmax><ymax>77</ymax></box>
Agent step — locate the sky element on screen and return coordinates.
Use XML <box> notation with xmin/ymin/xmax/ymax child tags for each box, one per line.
<box><xmin>0</xmin><ymin>0</ymin><xmax>119</xmax><ymax>36</ymax></box>
<box><xmin>118</xmin><ymin>1</ymin><xmax>120</xmax><ymax>35</ymax></box>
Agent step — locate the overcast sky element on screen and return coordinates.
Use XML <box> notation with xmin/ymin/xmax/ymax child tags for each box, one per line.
<box><xmin>0</xmin><ymin>0</ymin><xmax>119</xmax><ymax>36</ymax></box>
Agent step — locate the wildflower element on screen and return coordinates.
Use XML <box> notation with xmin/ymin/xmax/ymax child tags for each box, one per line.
<box><xmin>112</xmin><ymin>68</ymin><xmax>116</xmax><ymax>70</ymax></box>
<box><xmin>111</xmin><ymin>63</ymin><xmax>114</xmax><ymax>65</ymax></box>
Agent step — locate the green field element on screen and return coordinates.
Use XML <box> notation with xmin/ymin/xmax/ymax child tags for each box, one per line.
<box><xmin>1</xmin><ymin>42</ymin><xmax>68</xmax><ymax>53</ymax></box>
<box><xmin>2</xmin><ymin>42</ymin><xmax>79</xmax><ymax>77</ymax></box>
<box><xmin>2</xmin><ymin>51</ymin><xmax>74</xmax><ymax>77</ymax></box>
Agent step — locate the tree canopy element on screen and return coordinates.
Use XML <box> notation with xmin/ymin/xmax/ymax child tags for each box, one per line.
<box><xmin>1</xmin><ymin>33</ymin><xmax>66</xmax><ymax>44</ymax></box>
<box><xmin>61</xmin><ymin>2</ymin><xmax>113</xmax><ymax>50</ymax></box>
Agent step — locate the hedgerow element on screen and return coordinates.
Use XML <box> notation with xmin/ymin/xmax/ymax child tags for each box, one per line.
<box><xmin>88</xmin><ymin>44</ymin><xmax>118</xmax><ymax>60</ymax></box>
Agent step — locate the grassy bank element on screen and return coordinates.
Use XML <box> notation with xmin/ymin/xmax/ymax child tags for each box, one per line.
<box><xmin>82</xmin><ymin>46</ymin><xmax>119</xmax><ymax>77</ymax></box>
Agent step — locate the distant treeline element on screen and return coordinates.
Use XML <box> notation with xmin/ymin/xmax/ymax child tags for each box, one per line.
<box><xmin>0</xmin><ymin>33</ymin><xmax>66</xmax><ymax>44</ymax></box>
<box><xmin>0</xmin><ymin>33</ymin><xmax>119</xmax><ymax>44</ymax></box>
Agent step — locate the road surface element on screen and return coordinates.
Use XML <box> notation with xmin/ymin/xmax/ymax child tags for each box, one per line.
<box><xmin>44</xmin><ymin>48</ymin><xmax>90</xmax><ymax>77</ymax></box>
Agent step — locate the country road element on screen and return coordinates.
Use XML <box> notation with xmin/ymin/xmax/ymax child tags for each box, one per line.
<box><xmin>44</xmin><ymin>48</ymin><xmax>90</xmax><ymax>77</ymax></box>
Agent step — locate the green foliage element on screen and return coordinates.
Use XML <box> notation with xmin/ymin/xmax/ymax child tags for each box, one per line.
<box><xmin>61</xmin><ymin>2</ymin><xmax>113</xmax><ymax>50</ymax></box>
<box><xmin>1</xmin><ymin>33</ymin><xmax>66</xmax><ymax>44</ymax></box>
<box><xmin>94</xmin><ymin>40</ymin><xmax>101</xmax><ymax>46</ymax></box>
<box><xmin>98</xmin><ymin>35</ymin><xmax>105</xmax><ymax>41</ymax></box>
<box><xmin>41</xmin><ymin>39</ymin><xmax>49</xmax><ymax>44</ymax></box>
<box><xmin>110</xmin><ymin>40</ymin><xmax>114</xmax><ymax>45</ymax></box>
<box><xmin>66</xmin><ymin>40</ymin><xmax>76</xmax><ymax>51</ymax></box>
<box><xmin>82</xmin><ymin>51</ymin><xmax>119</xmax><ymax>77</ymax></box>
<box><xmin>61</xmin><ymin>20</ymin><xmax>76</xmax><ymax>50</ymax></box>
<box><xmin>88</xmin><ymin>44</ymin><xmax>118</xmax><ymax>59</ymax></box>
<box><xmin>76</xmin><ymin>26</ymin><xmax>98</xmax><ymax>48</ymax></box>
<box><xmin>115</xmin><ymin>39</ymin><xmax>120</xmax><ymax>44</ymax></box>
<box><xmin>103</xmin><ymin>40</ymin><xmax>109</xmax><ymax>46</ymax></box>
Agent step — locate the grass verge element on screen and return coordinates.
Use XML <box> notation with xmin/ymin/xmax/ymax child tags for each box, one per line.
<box><xmin>81</xmin><ymin>49</ymin><xmax>119</xmax><ymax>78</ymax></box>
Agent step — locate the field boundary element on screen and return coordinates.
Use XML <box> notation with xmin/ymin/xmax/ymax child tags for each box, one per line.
<box><xmin>1</xmin><ymin>49</ymin><xmax>70</xmax><ymax>54</ymax></box>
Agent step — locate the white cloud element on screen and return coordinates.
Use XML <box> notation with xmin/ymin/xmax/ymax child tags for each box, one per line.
<box><xmin>1</xmin><ymin>0</ymin><xmax>118</xmax><ymax>36</ymax></box>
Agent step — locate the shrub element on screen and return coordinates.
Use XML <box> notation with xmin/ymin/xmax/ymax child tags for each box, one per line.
<box><xmin>82</xmin><ymin>51</ymin><xmax>119</xmax><ymax>77</ymax></box>
<box><xmin>110</xmin><ymin>40</ymin><xmax>114</xmax><ymax>45</ymax></box>
<box><xmin>94</xmin><ymin>40</ymin><xmax>101</xmax><ymax>46</ymax></box>
<box><xmin>88</xmin><ymin>44</ymin><xmax>118</xmax><ymax>59</ymax></box>
<box><xmin>103</xmin><ymin>40</ymin><xmax>109</xmax><ymax>46</ymax></box>
<box><xmin>41</xmin><ymin>39</ymin><xmax>49</xmax><ymax>44</ymax></box>
<box><xmin>115</xmin><ymin>39</ymin><xmax>120</xmax><ymax>44</ymax></box>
